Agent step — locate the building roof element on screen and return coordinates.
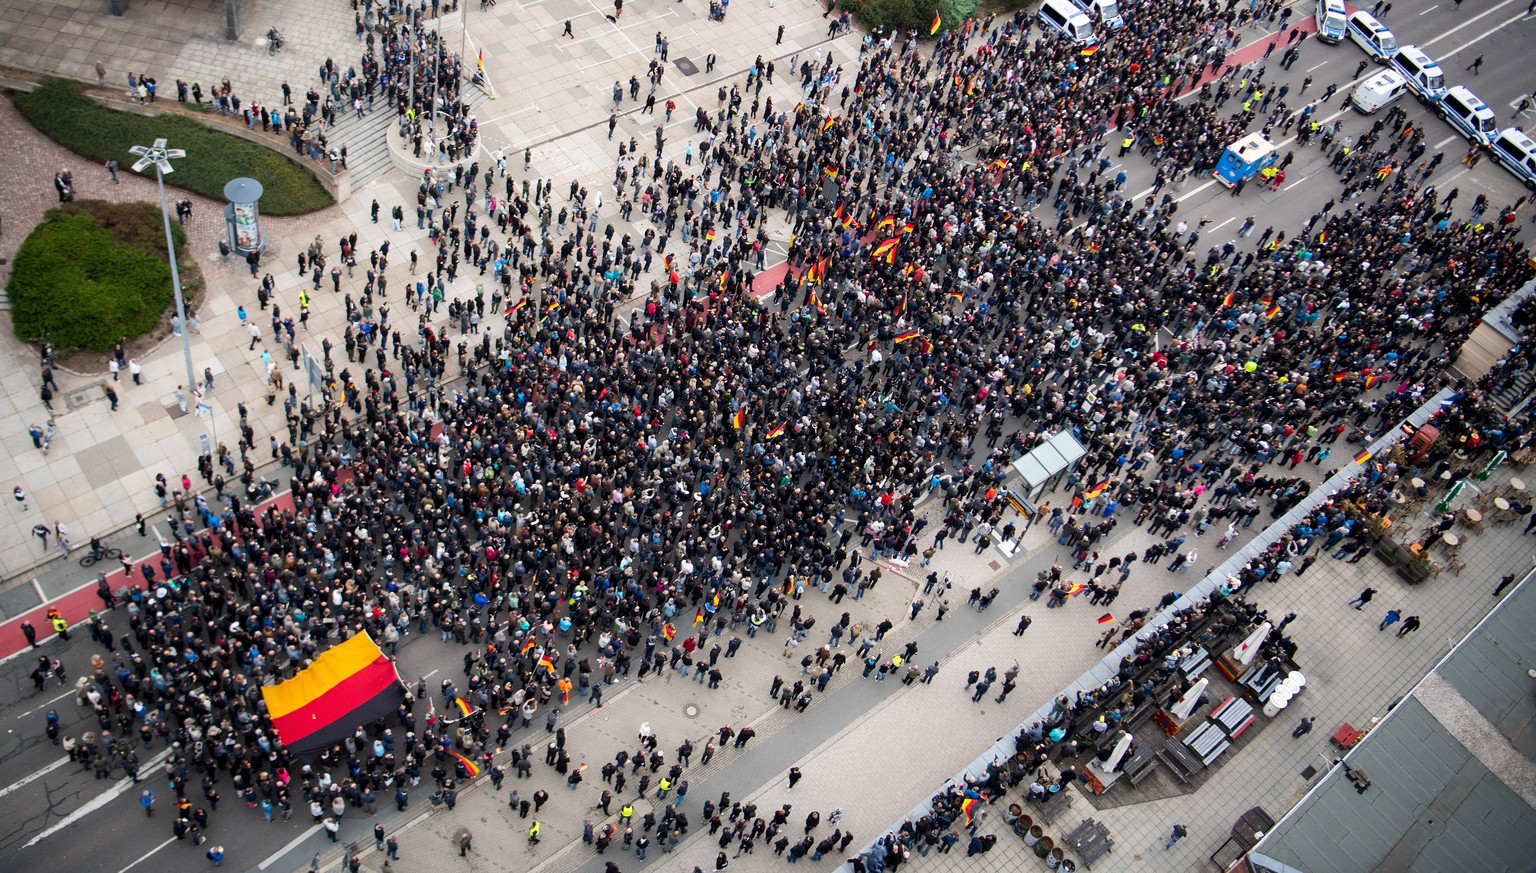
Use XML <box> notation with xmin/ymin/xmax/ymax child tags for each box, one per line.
<box><xmin>1249</xmin><ymin>572</ymin><xmax>1536</xmax><ymax>873</ymax></box>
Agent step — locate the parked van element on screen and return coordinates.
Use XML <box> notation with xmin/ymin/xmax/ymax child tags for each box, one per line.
<box><xmin>1351</xmin><ymin>70</ymin><xmax>1409</xmax><ymax>114</ymax></box>
<box><xmin>1069</xmin><ymin>0</ymin><xmax>1124</xmax><ymax>30</ymax></box>
<box><xmin>1391</xmin><ymin>46</ymin><xmax>1447</xmax><ymax>104</ymax></box>
<box><xmin>1347</xmin><ymin>11</ymin><xmax>1397</xmax><ymax>62</ymax></box>
<box><xmin>1038</xmin><ymin>0</ymin><xmax>1098</xmax><ymax>46</ymax></box>
<box><xmin>1439</xmin><ymin>86</ymin><xmax>1497</xmax><ymax>147</ymax></box>
<box><xmin>1489</xmin><ymin>128</ymin><xmax>1536</xmax><ymax>190</ymax></box>
<box><xmin>1315</xmin><ymin>0</ymin><xmax>1347</xmax><ymax>43</ymax></box>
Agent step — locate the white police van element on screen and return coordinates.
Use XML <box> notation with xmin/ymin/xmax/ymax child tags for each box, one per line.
<box><xmin>1347</xmin><ymin>11</ymin><xmax>1397</xmax><ymax>62</ymax></box>
<box><xmin>1390</xmin><ymin>46</ymin><xmax>1447</xmax><ymax>105</ymax></box>
<box><xmin>1315</xmin><ymin>0</ymin><xmax>1347</xmax><ymax>44</ymax></box>
<box><xmin>1351</xmin><ymin>69</ymin><xmax>1409</xmax><ymax>114</ymax></box>
<box><xmin>1438</xmin><ymin>86</ymin><xmax>1497</xmax><ymax>147</ymax></box>
<box><xmin>1489</xmin><ymin>128</ymin><xmax>1536</xmax><ymax>190</ymax></box>
<box><xmin>1038</xmin><ymin>0</ymin><xmax>1099</xmax><ymax>46</ymax></box>
<box><xmin>1069</xmin><ymin>0</ymin><xmax>1124</xmax><ymax>30</ymax></box>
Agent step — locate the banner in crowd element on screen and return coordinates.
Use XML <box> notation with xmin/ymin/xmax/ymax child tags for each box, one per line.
<box><xmin>262</xmin><ymin>632</ymin><xmax>403</xmax><ymax>757</ymax></box>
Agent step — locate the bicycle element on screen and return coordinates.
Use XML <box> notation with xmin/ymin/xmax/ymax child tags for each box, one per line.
<box><xmin>79</xmin><ymin>546</ymin><xmax>124</xmax><ymax>568</ymax></box>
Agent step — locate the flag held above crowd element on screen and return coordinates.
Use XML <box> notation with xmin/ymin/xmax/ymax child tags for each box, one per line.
<box><xmin>261</xmin><ymin>632</ymin><xmax>404</xmax><ymax>758</ymax></box>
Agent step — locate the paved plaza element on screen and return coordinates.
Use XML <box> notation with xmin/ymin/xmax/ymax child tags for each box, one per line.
<box><xmin>0</xmin><ymin>0</ymin><xmax>1535</xmax><ymax>872</ymax></box>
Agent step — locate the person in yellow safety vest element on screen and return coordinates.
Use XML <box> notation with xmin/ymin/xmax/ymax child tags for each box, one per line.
<box><xmin>528</xmin><ymin>821</ymin><xmax>541</xmax><ymax>844</ymax></box>
<box><xmin>50</xmin><ymin>612</ymin><xmax>70</xmax><ymax>640</ymax></box>
<box><xmin>620</xmin><ymin>804</ymin><xmax>634</xmax><ymax>823</ymax></box>
<box><xmin>1119</xmin><ymin>134</ymin><xmax>1134</xmax><ymax>157</ymax></box>
<box><xmin>656</xmin><ymin>777</ymin><xmax>671</xmax><ymax>800</ymax></box>
<box><xmin>1259</xmin><ymin>166</ymin><xmax>1278</xmax><ymax>184</ymax></box>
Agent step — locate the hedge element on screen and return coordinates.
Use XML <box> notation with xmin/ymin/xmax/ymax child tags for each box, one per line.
<box><xmin>841</xmin><ymin>0</ymin><xmax>980</xmax><ymax>35</ymax></box>
<box><xmin>9</xmin><ymin>201</ymin><xmax>203</xmax><ymax>352</ymax></box>
<box><xmin>12</xmin><ymin>79</ymin><xmax>333</xmax><ymax>215</ymax></box>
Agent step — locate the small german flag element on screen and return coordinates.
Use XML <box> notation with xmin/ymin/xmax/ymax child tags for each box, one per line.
<box><xmin>1333</xmin><ymin>372</ymin><xmax>1348</xmax><ymax>382</ymax></box>
<box><xmin>823</xmin><ymin>165</ymin><xmax>839</xmax><ymax>179</ymax></box>
<box><xmin>948</xmin><ymin>290</ymin><xmax>965</xmax><ymax>301</ymax></box>
<box><xmin>767</xmin><ymin>422</ymin><xmax>786</xmax><ymax>440</ymax></box>
<box><xmin>521</xmin><ymin>638</ymin><xmax>537</xmax><ymax>654</ymax></box>
<box><xmin>1265</xmin><ymin>304</ymin><xmax>1282</xmax><ymax>319</ymax></box>
<box><xmin>894</xmin><ymin>330</ymin><xmax>920</xmax><ymax>344</ymax></box>
<box><xmin>832</xmin><ymin>203</ymin><xmax>844</xmax><ymax>223</ymax></box>
<box><xmin>1080</xmin><ymin>43</ymin><xmax>1100</xmax><ymax>56</ymax></box>
<box><xmin>821</xmin><ymin>117</ymin><xmax>837</xmax><ymax>132</ymax></box>
<box><xmin>731</xmin><ymin>409</ymin><xmax>746</xmax><ymax>429</ymax></box>
<box><xmin>811</xmin><ymin>289</ymin><xmax>826</xmax><ymax>315</ymax></box>
<box><xmin>545</xmin><ymin>300</ymin><xmax>560</xmax><ymax>313</ymax></box>
<box><xmin>447</xmin><ymin>749</ymin><xmax>481</xmax><ymax>778</ymax></box>
<box><xmin>920</xmin><ymin>338</ymin><xmax>933</xmax><ymax>356</ymax></box>
<box><xmin>876</xmin><ymin>215</ymin><xmax>895</xmax><ymax>232</ymax></box>
<box><xmin>1221</xmin><ymin>292</ymin><xmax>1234</xmax><ymax>308</ymax></box>
<box><xmin>1097</xmin><ymin>613</ymin><xmax>1116</xmax><ymax>625</ymax></box>
<box><xmin>706</xmin><ymin>227</ymin><xmax>716</xmax><ymax>241</ymax></box>
<box><xmin>871</xmin><ymin>237</ymin><xmax>899</xmax><ymax>260</ymax></box>
<box><xmin>900</xmin><ymin>222</ymin><xmax>915</xmax><ymax>236</ymax></box>
<box><xmin>538</xmin><ymin>654</ymin><xmax>556</xmax><ymax>674</ymax></box>
<box><xmin>1354</xmin><ymin>449</ymin><xmax>1373</xmax><ymax>465</ymax></box>
<box><xmin>693</xmin><ymin>608</ymin><xmax>705</xmax><ymax>627</ymax></box>
<box><xmin>1364</xmin><ymin>374</ymin><xmax>1382</xmax><ymax>389</ymax></box>
<box><xmin>929</xmin><ymin>11</ymin><xmax>941</xmax><ymax>35</ymax></box>
<box><xmin>505</xmin><ymin>298</ymin><xmax>528</xmax><ymax>316</ymax></box>
<box><xmin>453</xmin><ymin>697</ymin><xmax>474</xmax><ymax>717</ymax></box>
<box><xmin>1084</xmin><ymin>480</ymin><xmax>1110</xmax><ymax>499</ymax></box>
<box><xmin>1066</xmin><ymin>582</ymin><xmax>1085</xmax><ymax>597</ymax></box>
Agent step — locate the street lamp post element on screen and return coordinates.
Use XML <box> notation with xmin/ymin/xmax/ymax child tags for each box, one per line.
<box><xmin>130</xmin><ymin>138</ymin><xmax>214</xmax><ymax>453</ymax></box>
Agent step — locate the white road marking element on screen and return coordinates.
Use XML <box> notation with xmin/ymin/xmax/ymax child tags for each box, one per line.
<box><xmin>1212</xmin><ymin>216</ymin><xmax>1238</xmax><ymax>231</ymax></box>
<box><xmin>1306</xmin><ymin>60</ymin><xmax>1329</xmax><ymax>72</ymax></box>
<box><xmin>1284</xmin><ymin>175</ymin><xmax>1310</xmax><ymax>190</ymax></box>
<box><xmin>17</xmin><ymin>687</ymin><xmax>77</xmax><ymax>719</ymax></box>
<box><xmin>22</xmin><ymin>748</ymin><xmax>171</xmax><ymax>847</ymax></box>
<box><xmin>256</xmin><ymin>824</ymin><xmax>324</xmax><ymax>869</ymax></box>
<box><xmin>1419</xmin><ymin>0</ymin><xmax>1524</xmax><ymax>49</ymax></box>
<box><xmin>1428</xmin><ymin>12</ymin><xmax>1528</xmax><ymax>61</ymax></box>
<box><xmin>1435</xmin><ymin>135</ymin><xmax>1459</xmax><ymax>148</ymax></box>
<box><xmin>114</xmin><ymin>837</ymin><xmax>176</xmax><ymax>873</ymax></box>
<box><xmin>0</xmin><ymin>756</ymin><xmax>69</xmax><ymax>798</ymax></box>
<box><xmin>1420</xmin><ymin>4</ymin><xmax>1438</xmax><ymax>13</ymax></box>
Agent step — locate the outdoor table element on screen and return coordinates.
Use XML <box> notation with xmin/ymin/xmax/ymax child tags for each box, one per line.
<box><xmin>1494</xmin><ymin>497</ymin><xmax>1510</xmax><ymax>511</ymax></box>
<box><xmin>1441</xmin><ymin>532</ymin><xmax>1460</xmax><ymax>548</ymax></box>
<box><xmin>1511</xmin><ymin>477</ymin><xmax>1527</xmax><ymax>493</ymax></box>
<box><xmin>1064</xmin><ymin>818</ymin><xmax>1115</xmax><ymax>870</ymax></box>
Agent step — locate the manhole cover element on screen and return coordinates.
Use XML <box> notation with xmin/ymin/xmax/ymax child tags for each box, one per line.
<box><xmin>673</xmin><ymin>57</ymin><xmax>699</xmax><ymax>76</ymax></box>
<box><xmin>1301</xmin><ymin>765</ymin><xmax>1317</xmax><ymax>780</ymax></box>
<box><xmin>68</xmin><ymin>390</ymin><xmax>95</xmax><ymax>408</ymax></box>
<box><xmin>988</xmin><ymin>560</ymin><xmax>1002</xmax><ymax>571</ymax></box>
<box><xmin>683</xmin><ymin>703</ymin><xmax>700</xmax><ymax>719</ymax></box>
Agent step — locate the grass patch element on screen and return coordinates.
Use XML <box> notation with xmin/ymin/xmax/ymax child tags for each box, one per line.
<box><xmin>840</xmin><ymin>0</ymin><xmax>979</xmax><ymax>34</ymax></box>
<box><xmin>9</xmin><ymin>200</ymin><xmax>203</xmax><ymax>353</ymax></box>
<box><xmin>12</xmin><ymin>79</ymin><xmax>333</xmax><ymax>215</ymax></box>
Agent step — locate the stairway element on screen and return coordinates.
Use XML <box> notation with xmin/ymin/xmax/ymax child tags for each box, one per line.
<box><xmin>327</xmin><ymin>85</ymin><xmax>492</xmax><ymax>190</ymax></box>
<box><xmin>325</xmin><ymin>104</ymin><xmax>397</xmax><ymax>190</ymax></box>
<box><xmin>1490</xmin><ymin>369</ymin><xmax>1536</xmax><ymax>415</ymax></box>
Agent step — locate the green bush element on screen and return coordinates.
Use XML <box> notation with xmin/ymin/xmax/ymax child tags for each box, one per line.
<box><xmin>11</xmin><ymin>79</ymin><xmax>332</xmax><ymax>215</ymax></box>
<box><xmin>846</xmin><ymin>0</ymin><xmax>978</xmax><ymax>34</ymax></box>
<box><xmin>9</xmin><ymin>201</ymin><xmax>202</xmax><ymax>352</ymax></box>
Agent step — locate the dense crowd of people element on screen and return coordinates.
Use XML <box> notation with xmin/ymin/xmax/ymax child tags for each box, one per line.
<box><xmin>32</xmin><ymin>0</ymin><xmax>1536</xmax><ymax>867</ymax></box>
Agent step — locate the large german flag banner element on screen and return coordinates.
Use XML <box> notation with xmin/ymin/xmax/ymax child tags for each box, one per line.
<box><xmin>262</xmin><ymin>632</ymin><xmax>403</xmax><ymax>757</ymax></box>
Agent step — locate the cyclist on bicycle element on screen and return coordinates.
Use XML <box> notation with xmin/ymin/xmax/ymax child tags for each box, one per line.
<box><xmin>90</xmin><ymin>536</ymin><xmax>106</xmax><ymax>560</ymax></box>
